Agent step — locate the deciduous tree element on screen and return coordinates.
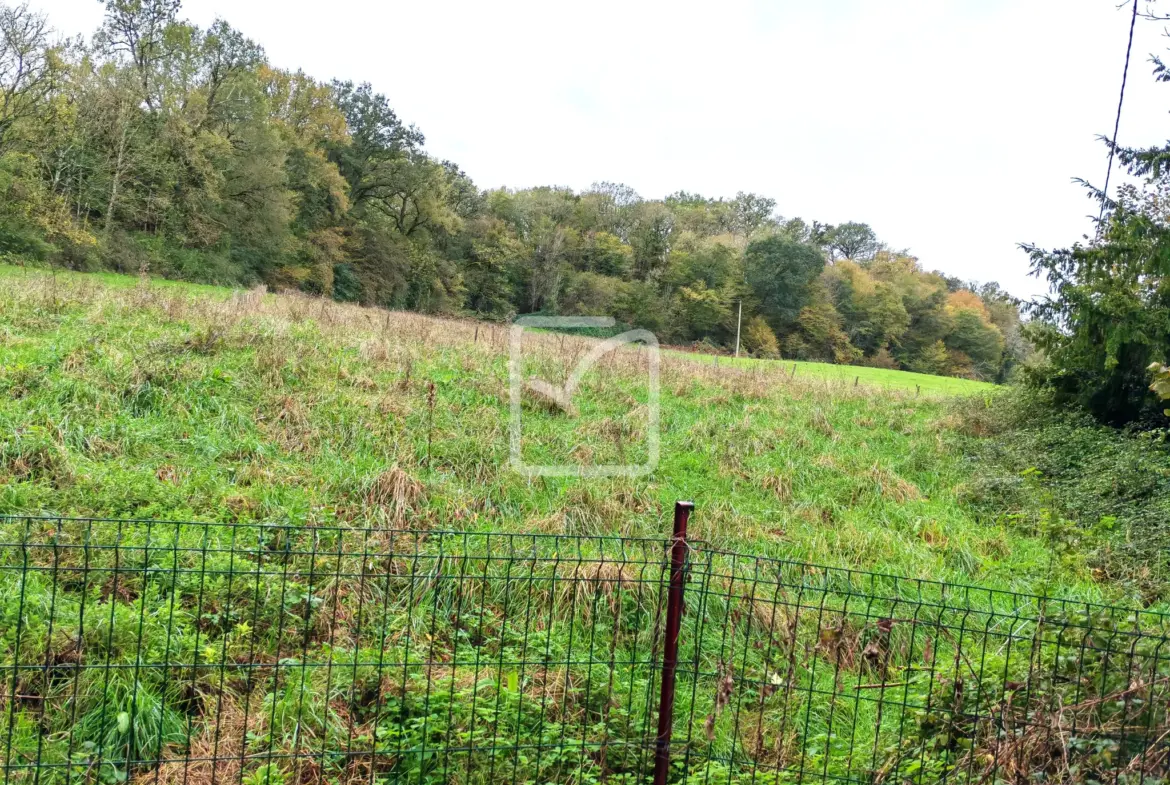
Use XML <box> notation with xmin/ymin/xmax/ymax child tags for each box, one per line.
<box><xmin>744</xmin><ymin>235</ymin><xmax>826</xmax><ymax>332</ymax></box>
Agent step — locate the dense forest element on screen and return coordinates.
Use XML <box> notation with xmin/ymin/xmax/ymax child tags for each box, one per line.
<box><xmin>0</xmin><ymin>0</ymin><xmax>1027</xmax><ymax>380</ymax></box>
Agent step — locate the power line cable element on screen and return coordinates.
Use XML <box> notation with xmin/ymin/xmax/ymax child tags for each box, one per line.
<box><xmin>1099</xmin><ymin>0</ymin><xmax>1141</xmax><ymax>229</ymax></box>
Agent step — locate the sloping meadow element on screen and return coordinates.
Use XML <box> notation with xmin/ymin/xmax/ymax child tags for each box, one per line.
<box><xmin>0</xmin><ymin>269</ymin><xmax>1108</xmax><ymax>592</ymax></box>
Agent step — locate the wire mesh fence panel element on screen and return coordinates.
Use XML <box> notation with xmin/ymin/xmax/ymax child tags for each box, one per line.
<box><xmin>3</xmin><ymin>515</ymin><xmax>1170</xmax><ymax>785</ymax></box>
<box><xmin>671</xmin><ymin>550</ymin><xmax>1170</xmax><ymax>785</ymax></box>
<box><xmin>0</xmin><ymin>518</ymin><xmax>674</xmax><ymax>785</ymax></box>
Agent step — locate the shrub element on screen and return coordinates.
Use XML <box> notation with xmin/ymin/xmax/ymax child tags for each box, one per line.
<box><xmin>957</xmin><ymin>388</ymin><xmax>1170</xmax><ymax>595</ymax></box>
<box><xmin>561</xmin><ymin>271</ymin><xmax>623</xmax><ymax>316</ymax></box>
<box><xmin>741</xmin><ymin>315</ymin><xmax>779</xmax><ymax>358</ymax></box>
<box><xmin>860</xmin><ymin>346</ymin><xmax>899</xmax><ymax>369</ymax></box>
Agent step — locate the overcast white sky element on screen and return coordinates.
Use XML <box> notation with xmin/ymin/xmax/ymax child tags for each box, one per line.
<box><xmin>34</xmin><ymin>0</ymin><xmax>1170</xmax><ymax>298</ymax></box>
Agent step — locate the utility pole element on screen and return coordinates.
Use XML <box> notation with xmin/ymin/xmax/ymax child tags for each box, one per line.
<box><xmin>734</xmin><ymin>299</ymin><xmax>743</xmax><ymax>358</ymax></box>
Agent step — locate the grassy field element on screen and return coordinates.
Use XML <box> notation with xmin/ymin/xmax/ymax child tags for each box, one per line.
<box><xmin>0</xmin><ymin>265</ymin><xmax>1074</xmax><ymax>592</ymax></box>
<box><xmin>0</xmin><ymin>263</ymin><xmax>994</xmax><ymax>399</ymax></box>
<box><xmin>1</xmin><ymin>267</ymin><xmax>1159</xmax><ymax>785</ymax></box>
<box><xmin>0</xmin><ymin>262</ymin><xmax>235</xmax><ymax>298</ymax></box>
<box><xmin>665</xmin><ymin>351</ymin><xmax>994</xmax><ymax>397</ymax></box>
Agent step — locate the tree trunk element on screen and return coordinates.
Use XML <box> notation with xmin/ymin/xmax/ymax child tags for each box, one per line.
<box><xmin>104</xmin><ymin>118</ymin><xmax>130</xmax><ymax>241</ymax></box>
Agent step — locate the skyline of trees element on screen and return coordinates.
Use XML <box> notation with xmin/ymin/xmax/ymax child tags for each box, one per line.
<box><xmin>0</xmin><ymin>0</ymin><xmax>1027</xmax><ymax>381</ymax></box>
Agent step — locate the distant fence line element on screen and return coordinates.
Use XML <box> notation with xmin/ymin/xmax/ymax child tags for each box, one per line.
<box><xmin>1</xmin><ymin>507</ymin><xmax>1168</xmax><ymax>785</ymax></box>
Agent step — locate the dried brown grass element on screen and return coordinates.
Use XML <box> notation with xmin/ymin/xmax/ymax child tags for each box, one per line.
<box><xmin>866</xmin><ymin>464</ymin><xmax>922</xmax><ymax>503</ymax></box>
<box><xmin>761</xmin><ymin>470</ymin><xmax>793</xmax><ymax>502</ymax></box>
<box><xmin>364</xmin><ymin>466</ymin><xmax>425</xmax><ymax>526</ymax></box>
<box><xmin>562</xmin><ymin>560</ymin><xmax>644</xmax><ymax>622</ymax></box>
<box><xmin>138</xmin><ymin>692</ymin><xmax>253</xmax><ymax>785</ymax></box>
<box><xmin>263</xmin><ymin>395</ymin><xmax>319</xmax><ymax>455</ymax></box>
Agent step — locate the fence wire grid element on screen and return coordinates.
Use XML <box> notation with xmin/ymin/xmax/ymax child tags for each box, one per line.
<box><xmin>1</xmin><ymin>512</ymin><xmax>1169</xmax><ymax>785</ymax></box>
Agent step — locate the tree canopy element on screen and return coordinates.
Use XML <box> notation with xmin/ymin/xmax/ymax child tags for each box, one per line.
<box><xmin>0</xmin><ymin>0</ymin><xmax>1026</xmax><ymax>381</ymax></box>
<box><xmin>1025</xmin><ymin>181</ymin><xmax>1170</xmax><ymax>424</ymax></box>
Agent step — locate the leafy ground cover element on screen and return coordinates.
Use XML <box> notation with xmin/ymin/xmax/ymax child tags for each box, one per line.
<box><xmin>956</xmin><ymin>389</ymin><xmax>1170</xmax><ymax>598</ymax></box>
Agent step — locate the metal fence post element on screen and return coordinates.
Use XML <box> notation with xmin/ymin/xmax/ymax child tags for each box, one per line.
<box><xmin>653</xmin><ymin>501</ymin><xmax>694</xmax><ymax>785</ymax></box>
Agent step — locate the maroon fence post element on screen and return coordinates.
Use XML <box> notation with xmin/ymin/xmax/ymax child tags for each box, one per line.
<box><xmin>653</xmin><ymin>500</ymin><xmax>694</xmax><ymax>785</ymax></box>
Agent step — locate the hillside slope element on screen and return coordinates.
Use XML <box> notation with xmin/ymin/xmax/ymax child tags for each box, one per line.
<box><xmin>0</xmin><ymin>268</ymin><xmax>1096</xmax><ymax>599</ymax></box>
